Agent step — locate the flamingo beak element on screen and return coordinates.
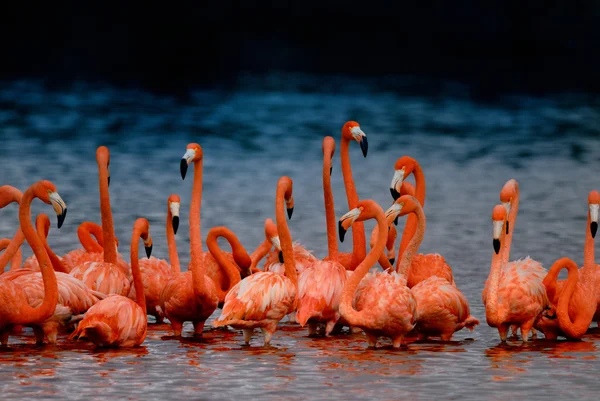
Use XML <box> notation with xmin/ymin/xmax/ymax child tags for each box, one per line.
<box><xmin>107</xmin><ymin>163</ymin><xmax>111</xmax><ymax>187</ymax></box>
<box><xmin>180</xmin><ymin>149</ymin><xmax>196</xmax><ymax>180</ymax></box>
<box><xmin>590</xmin><ymin>204</ymin><xmax>599</xmax><ymax>238</ymax></box>
<box><xmin>389</xmin><ymin>258</ymin><xmax>395</xmax><ymax>266</ymax></box>
<box><xmin>390</xmin><ymin>168</ymin><xmax>405</xmax><ymax>200</ymax></box>
<box><xmin>278</xmin><ymin>251</ymin><xmax>284</xmax><ymax>264</ymax></box>
<box><xmin>49</xmin><ymin>192</ymin><xmax>67</xmax><ymax>229</ymax></box>
<box><xmin>330</xmin><ymin>166</ymin><xmax>333</xmax><ymax>177</ymax></box>
<box><xmin>143</xmin><ymin>237</ymin><xmax>153</xmax><ymax>259</ymax></box>
<box><xmin>492</xmin><ymin>220</ymin><xmax>503</xmax><ymax>254</ymax></box>
<box><xmin>285</xmin><ymin>196</ymin><xmax>294</xmax><ymax>219</ymax></box>
<box><xmin>350</xmin><ymin>126</ymin><xmax>368</xmax><ymax>157</ymax></box>
<box><xmin>170</xmin><ymin>201</ymin><xmax>181</xmax><ymax>235</ymax></box>
<box><xmin>384</xmin><ymin>203</ymin><xmax>402</xmax><ymax>227</ymax></box>
<box><xmin>339</xmin><ymin>208</ymin><xmax>361</xmax><ymax>242</ymax></box>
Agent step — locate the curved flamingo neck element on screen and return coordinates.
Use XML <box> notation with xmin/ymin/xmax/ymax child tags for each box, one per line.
<box><xmin>250</xmin><ymin>239</ymin><xmax>271</xmax><ymax>271</ymax></box>
<box><xmin>98</xmin><ymin>157</ymin><xmax>118</xmax><ymax>264</ymax></box>
<box><xmin>582</xmin><ymin>210</ymin><xmax>596</xmax><ymax>282</ymax></box>
<box><xmin>323</xmin><ymin>139</ymin><xmax>338</xmax><ymax>259</ymax></box>
<box><xmin>189</xmin><ymin>159</ymin><xmax>207</xmax><ymax>296</ymax></box>
<box><xmin>0</xmin><ymin>238</ymin><xmax>22</xmax><ymax>271</ymax></box>
<box><xmin>130</xmin><ymin>221</ymin><xmax>148</xmax><ymax>310</ymax></box>
<box><xmin>340</xmin><ymin>136</ymin><xmax>366</xmax><ymax>267</ymax></box>
<box><xmin>15</xmin><ymin>184</ymin><xmax>58</xmax><ymax>324</ymax></box>
<box><xmin>276</xmin><ymin>180</ymin><xmax>298</xmax><ymax>288</ymax></box>
<box><xmin>397</xmin><ymin>162</ymin><xmax>426</xmax><ymax>262</ymax></box>
<box><xmin>553</xmin><ymin>257</ymin><xmax>591</xmax><ymax>338</ymax></box>
<box><xmin>36</xmin><ymin>214</ymin><xmax>69</xmax><ymax>273</ymax></box>
<box><xmin>0</xmin><ymin>186</ymin><xmax>24</xmax><ymax>271</ymax></box>
<box><xmin>369</xmin><ymin>225</ymin><xmax>396</xmax><ymax>271</ymax></box>
<box><xmin>166</xmin><ymin>204</ymin><xmax>180</xmax><ymax>275</ymax></box>
<box><xmin>485</xmin><ymin>222</ymin><xmax>507</xmax><ymax>327</ymax></box>
<box><xmin>502</xmin><ymin>186</ymin><xmax>519</xmax><ymax>266</ymax></box>
<box><xmin>207</xmin><ymin>227</ymin><xmax>245</xmax><ymax>300</ymax></box>
<box><xmin>340</xmin><ymin>204</ymin><xmax>387</xmax><ymax>325</ymax></box>
<box><xmin>397</xmin><ymin>205</ymin><xmax>425</xmax><ymax>276</ymax></box>
<box><xmin>77</xmin><ymin>222</ymin><xmax>104</xmax><ymax>253</ymax></box>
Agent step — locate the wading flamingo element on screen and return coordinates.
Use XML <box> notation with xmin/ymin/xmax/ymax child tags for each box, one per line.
<box><xmin>0</xmin><ymin>180</ymin><xmax>66</xmax><ymax>345</ymax></box>
<box><xmin>389</xmin><ymin>156</ymin><xmax>454</xmax><ymax>286</ymax></box>
<box><xmin>213</xmin><ymin>176</ymin><xmax>299</xmax><ymax>346</ymax></box>
<box><xmin>535</xmin><ymin>191</ymin><xmax>599</xmax><ymax>339</ymax></box>
<box><xmin>0</xmin><ymin>238</ymin><xmax>22</xmax><ymax>271</ymax></box>
<box><xmin>339</xmin><ymin>121</ymin><xmax>368</xmax><ymax>270</ymax></box>
<box><xmin>128</xmin><ymin>194</ymin><xmax>181</xmax><ymax>323</ymax></box>
<box><xmin>0</xmin><ymin>185</ymin><xmax>24</xmax><ymax>273</ymax></box>
<box><xmin>483</xmin><ymin>201</ymin><xmax>547</xmax><ymax>342</ymax></box>
<box><xmin>159</xmin><ymin>144</ymin><xmax>218</xmax><ymax>337</ymax></box>
<box><xmin>61</xmin><ymin>222</ymin><xmax>119</xmax><ymax>272</ymax></box>
<box><xmin>338</xmin><ymin>199</ymin><xmax>417</xmax><ymax>348</ymax></box>
<box><xmin>295</xmin><ymin>136</ymin><xmax>347</xmax><ymax>336</ymax></box>
<box><xmin>71</xmin><ymin>218</ymin><xmax>153</xmax><ymax>347</ymax></box>
<box><xmin>12</xmin><ymin>214</ymin><xmax>105</xmax><ymax>343</ymax></box>
<box><xmin>386</xmin><ymin>196</ymin><xmax>478</xmax><ymax>340</ymax></box>
<box><xmin>69</xmin><ymin>146</ymin><xmax>130</xmax><ymax>296</ymax></box>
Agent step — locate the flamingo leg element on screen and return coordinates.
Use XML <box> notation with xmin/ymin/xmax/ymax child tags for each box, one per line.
<box><xmin>169</xmin><ymin>319</ymin><xmax>183</xmax><ymax>337</ymax></box>
<box><xmin>519</xmin><ymin>319</ymin><xmax>535</xmax><ymax>342</ymax></box>
<box><xmin>242</xmin><ymin>329</ymin><xmax>253</xmax><ymax>344</ymax></box>
<box><xmin>43</xmin><ymin>322</ymin><xmax>59</xmax><ymax>344</ymax></box>
<box><xmin>366</xmin><ymin>333</ymin><xmax>377</xmax><ymax>348</ymax></box>
<box><xmin>192</xmin><ymin>320</ymin><xmax>205</xmax><ymax>336</ymax></box>
<box><xmin>324</xmin><ymin>320</ymin><xmax>337</xmax><ymax>336</ymax></box>
<box><xmin>440</xmin><ymin>333</ymin><xmax>453</xmax><ymax>341</ymax></box>
<box><xmin>260</xmin><ymin>326</ymin><xmax>275</xmax><ymax>346</ymax></box>
<box><xmin>308</xmin><ymin>323</ymin><xmax>319</xmax><ymax>337</ymax></box>
<box><xmin>33</xmin><ymin>326</ymin><xmax>45</xmax><ymax>345</ymax></box>
<box><xmin>497</xmin><ymin>324</ymin><xmax>510</xmax><ymax>342</ymax></box>
<box><xmin>0</xmin><ymin>330</ymin><xmax>9</xmax><ymax>345</ymax></box>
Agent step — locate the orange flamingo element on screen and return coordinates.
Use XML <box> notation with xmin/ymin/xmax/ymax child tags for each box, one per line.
<box><xmin>0</xmin><ymin>185</ymin><xmax>25</xmax><ymax>273</ymax></box>
<box><xmin>213</xmin><ymin>176</ymin><xmax>299</xmax><ymax>346</ymax></box>
<box><xmin>295</xmin><ymin>136</ymin><xmax>348</xmax><ymax>335</ymax></box>
<box><xmin>483</xmin><ymin>199</ymin><xmax>547</xmax><ymax>342</ymax></box>
<box><xmin>339</xmin><ymin>121</ymin><xmax>368</xmax><ymax>270</ymax></box>
<box><xmin>0</xmin><ymin>238</ymin><xmax>22</xmax><ymax>271</ymax></box>
<box><xmin>69</xmin><ymin>146</ymin><xmax>130</xmax><ymax>296</ymax></box>
<box><xmin>61</xmin><ymin>221</ymin><xmax>120</xmax><ymax>272</ymax></box>
<box><xmin>338</xmin><ymin>199</ymin><xmax>417</xmax><ymax>348</ymax></box>
<box><xmin>249</xmin><ymin>218</ymin><xmax>279</xmax><ymax>273</ymax></box>
<box><xmin>389</xmin><ymin>156</ymin><xmax>454</xmax><ymax>287</ymax></box>
<box><xmin>0</xmin><ymin>180</ymin><xmax>65</xmax><ymax>345</ymax></box>
<box><xmin>71</xmin><ymin>218</ymin><xmax>153</xmax><ymax>347</ymax></box>
<box><xmin>158</xmin><ymin>144</ymin><xmax>218</xmax><ymax>337</ymax></box>
<box><xmin>535</xmin><ymin>190</ymin><xmax>599</xmax><ymax>339</ymax></box>
<box><xmin>128</xmin><ymin>194</ymin><xmax>181</xmax><ymax>323</ymax></box>
<box><xmin>12</xmin><ymin>213</ymin><xmax>105</xmax><ymax>343</ymax></box>
<box><xmin>386</xmin><ymin>196</ymin><xmax>479</xmax><ymax>341</ymax></box>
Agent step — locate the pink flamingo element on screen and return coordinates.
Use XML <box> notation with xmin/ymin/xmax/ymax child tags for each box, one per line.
<box><xmin>69</xmin><ymin>146</ymin><xmax>130</xmax><ymax>296</ymax></box>
<box><xmin>389</xmin><ymin>156</ymin><xmax>454</xmax><ymax>287</ymax></box>
<box><xmin>159</xmin><ymin>144</ymin><xmax>219</xmax><ymax>337</ymax></box>
<box><xmin>71</xmin><ymin>218</ymin><xmax>153</xmax><ymax>347</ymax></box>
<box><xmin>61</xmin><ymin>221</ymin><xmax>119</xmax><ymax>272</ymax></box>
<box><xmin>535</xmin><ymin>190</ymin><xmax>599</xmax><ymax>339</ymax></box>
<box><xmin>338</xmin><ymin>199</ymin><xmax>417</xmax><ymax>348</ymax></box>
<box><xmin>213</xmin><ymin>176</ymin><xmax>299</xmax><ymax>346</ymax></box>
<box><xmin>483</xmin><ymin>197</ymin><xmax>547</xmax><ymax>342</ymax></box>
<box><xmin>0</xmin><ymin>180</ymin><xmax>65</xmax><ymax>345</ymax></box>
<box><xmin>295</xmin><ymin>136</ymin><xmax>348</xmax><ymax>335</ymax></box>
<box><xmin>128</xmin><ymin>194</ymin><xmax>181</xmax><ymax>323</ymax></box>
<box><xmin>386</xmin><ymin>196</ymin><xmax>479</xmax><ymax>340</ymax></box>
<box><xmin>0</xmin><ymin>238</ymin><xmax>22</xmax><ymax>271</ymax></box>
<box><xmin>0</xmin><ymin>185</ymin><xmax>25</xmax><ymax>273</ymax></box>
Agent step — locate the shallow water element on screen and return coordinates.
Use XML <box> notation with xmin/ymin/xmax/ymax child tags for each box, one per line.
<box><xmin>1</xmin><ymin>78</ymin><xmax>600</xmax><ymax>400</ymax></box>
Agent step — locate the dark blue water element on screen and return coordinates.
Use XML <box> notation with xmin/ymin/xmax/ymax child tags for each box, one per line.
<box><xmin>1</xmin><ymin>78</ymin><xmax>600</xmax><ymax>400</ymax></box>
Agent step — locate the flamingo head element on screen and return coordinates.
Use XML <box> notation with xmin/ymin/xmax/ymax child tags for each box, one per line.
<box><xmin>384</xmin><ymin>195</ymin><xmax>420</xmax><ymax>229</ymax></box>
<box><xmin>322</xmin><ymin>136</ymin><xmax>336</xmax><ymax>176</ymax></box>
<box><xmin>263</xmin><ymin>218</ymin><xmax>282</xmax><ymax>262</ymax></box>
<box><xmin>589</xmin><ymin>190</ymin><xmax>600</xmax><ymax>238</ymax></box>
<box><xmin>339</xmin><ymin>200</ymin><xmax>382</xmax><ymax>242</ymax></box>
<box><xmin>180</xmin><ymin>143</ymin><xmax>203</xmax><ymax>180</ymax></box>
<box><xmin>342</xmin><ymin>121</ymin><xmax>368</xmax><ymax>158</ymax></box>
<box><xmin>34</xmin><ymin>180</ymin><xmax>68</xmax><ymax>229</ymax></box>
<box><xmin>142</xmin><ymin>230</ymin><xmax>153</xmax><ymax>259</ymax></box>
<box><xmin>499</xmin><ymin>179</ymin><xmax>518</xmax><ymax>234</ymax></box>
<box><xmin>168</xmin><ymin>194</ymin><xmax>181</xmax><ymax>235</ymax></box>
<box><xmin>96</xmin><ymin>146</ymin><xmax>111</xmax><ymax>187</ymax></box>
<box><xmin>390</xmin><ymin>156</ymin><xmax>417</xmax><ymax>200</ymax></box>
<box><xmin>492</xmin><ymin>204</ymin><xmax>507</xmax><ymax>254</ymax></box>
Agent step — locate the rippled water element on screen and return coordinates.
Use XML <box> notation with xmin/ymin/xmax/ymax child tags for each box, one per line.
<box><xmin>1</xmin><ymin>78</ymin><xmax>600</xmax><ymax>400</ymax></box>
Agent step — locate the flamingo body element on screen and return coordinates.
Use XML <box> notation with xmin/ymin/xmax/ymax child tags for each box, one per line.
<box><xmin>263</xmin><ymin>242</ymin><xmax>317</xmax><ymax>275</ymax></box>
<box><xmin>70</xmin><ymin>261</ymin><xmax>130</xmax><ymax>296</ymax></box>
<box><xmin>408</xmin><ymin>253</ymin><xmax>454</xmax><ymax>288</ymax></box>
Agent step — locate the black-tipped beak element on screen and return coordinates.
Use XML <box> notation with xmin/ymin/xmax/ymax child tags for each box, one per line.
<box><xmin>278</xmin><ymin>250</ymin><xmax>284</xmax><ymax>264</ymax></box>
<box><xmin>107</xmin><ymin>175</ymin><xmax>110</xmax><ymax>187</ymax></box>
<box><xmin>330</xmin><ymin>166</ymin><xmax>332</xmax><ymax>176</ymax></box>
<box><xmin>591</xmin><ymin>221</ymin><xmax>598</xmax><ymax>238</ymax></box>
<box><xmin>389</xmin><ymin>258</ymin><xmax>395</xmax><ymax>266</ymax></box>
<box><xmin>172</xmin><ymin>216</ymin><xmax>179</xmax><ymax>235</ymax></box>
<box><xmin>390</xmin><ymin>187</ymin><xmax>400</xmax><ymax>201</ymax></box>
<box><xmin>145</xmin><ymin>244</ymin><xmax>153</xmax><ymax>259</ymax></box>
<box><xmin>359</xmin><ymin>136</ymin><xmax>368</xmax><ymax>158</ymax></box>
<box><xmin>506</xmin><ymin>221</ymin><xmax>510</xmax><ymax>235</ymax></box>
<box><xmin>180</xmin><ymin>159</ymin><xmax>188</xmax><ymax>180</ymax></box>
<box><xmin>493</xmin><ymin>238</ymin><xmax>501</xmax><ymax>254</ymax></box>
<box><xmin>339</xmin><ymin>221</ymin><xmax>347</xmax><ymax>243</ymax></box>
<box><xmin>394</xmin><ymin>216</ymin><xmax>399</xmax><ymax>226</ymax></box>
<box><xmin>57</xmin><ymin>209</ymin><xmax>67</xmax><ymax>229</ymax></box>
<box><xmin>287</xmin><ymin>207</ymin><xmax>294</xmax><ymax>220</ymax></box>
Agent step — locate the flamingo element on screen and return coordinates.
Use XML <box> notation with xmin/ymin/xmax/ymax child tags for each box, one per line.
<box><xmin>249</xmin><ymin>218</ymin><xmax>279</xmax><ymax>273</ymax></box>
<box><xmin>127</xmin><ymin>194</ymin><xmax>181</xmax><ymax>323</ymax></box>
<box><xmin>389</xmin><ymin>156</ymin><xmax>454</xmax><ymax>287</ymax></box>
<box><xmin>339</xmin><ymin>121</ymin><xmax>368</xmax><ymax>270</ymax></box>
<box><xmin>70</xmin><ymin>218</ymin><xmax>153</xmax><ymax>347</ymax></box>
<box><xmin>0</xmin><ymin>185</ymin><xmax>25</xmax><ymax>273</ymax></box>
<box><xmin>0</xmin><ymin>180</ymin><xmax>65</xmax><ymax>345</ymax></box>
<box><xmin>158</xmin><ymin>144</ymin><xmax>219</xmax><ymax>337</ymax></box>
<box><xmin>385</xmin><ymin>195</ymin><xmax>479</xmax><ymax>341</ymax></box>
<box><xmin>61</xmin><ymin>221</ymin><xmax>120</xmax><ymax>272</ymax></box>
<box><xmin>483</xmin><ymin>198</ymin><xmax>547</xmax><ymax>342</ymax></box>
<box><xmin>295</xmin><ymin>136</ymin><xmax>348</xmax><ymax>336</ymax></box>
<box><xmin>213</xmin><ymin>176</ymin><xmax>299</xmax><ymax>346</ymax></box>
<box><xmin>0</xmin><ymin>238</ymin><xmax>22</xmax><ymax>271</ymax></box>
<box><xmin>535</xmin><ymin>190</ymin><xmax>599</xmax><ymax>339</ymax></box>
<box><xmin>69</xmin><ymin>146</ymin><xmax>130</xmax><ymax>296</ymax></box>
<box><xmin>338</xmin><ymin>199</ymin><xmax>416</xmax><ymax>348</ymax></box>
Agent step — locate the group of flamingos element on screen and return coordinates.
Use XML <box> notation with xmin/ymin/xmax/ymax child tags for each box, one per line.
<box><xmin>0</xmin><ymin>120</ymin><xmax>598</xmax><ymax>349</ymax></box>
